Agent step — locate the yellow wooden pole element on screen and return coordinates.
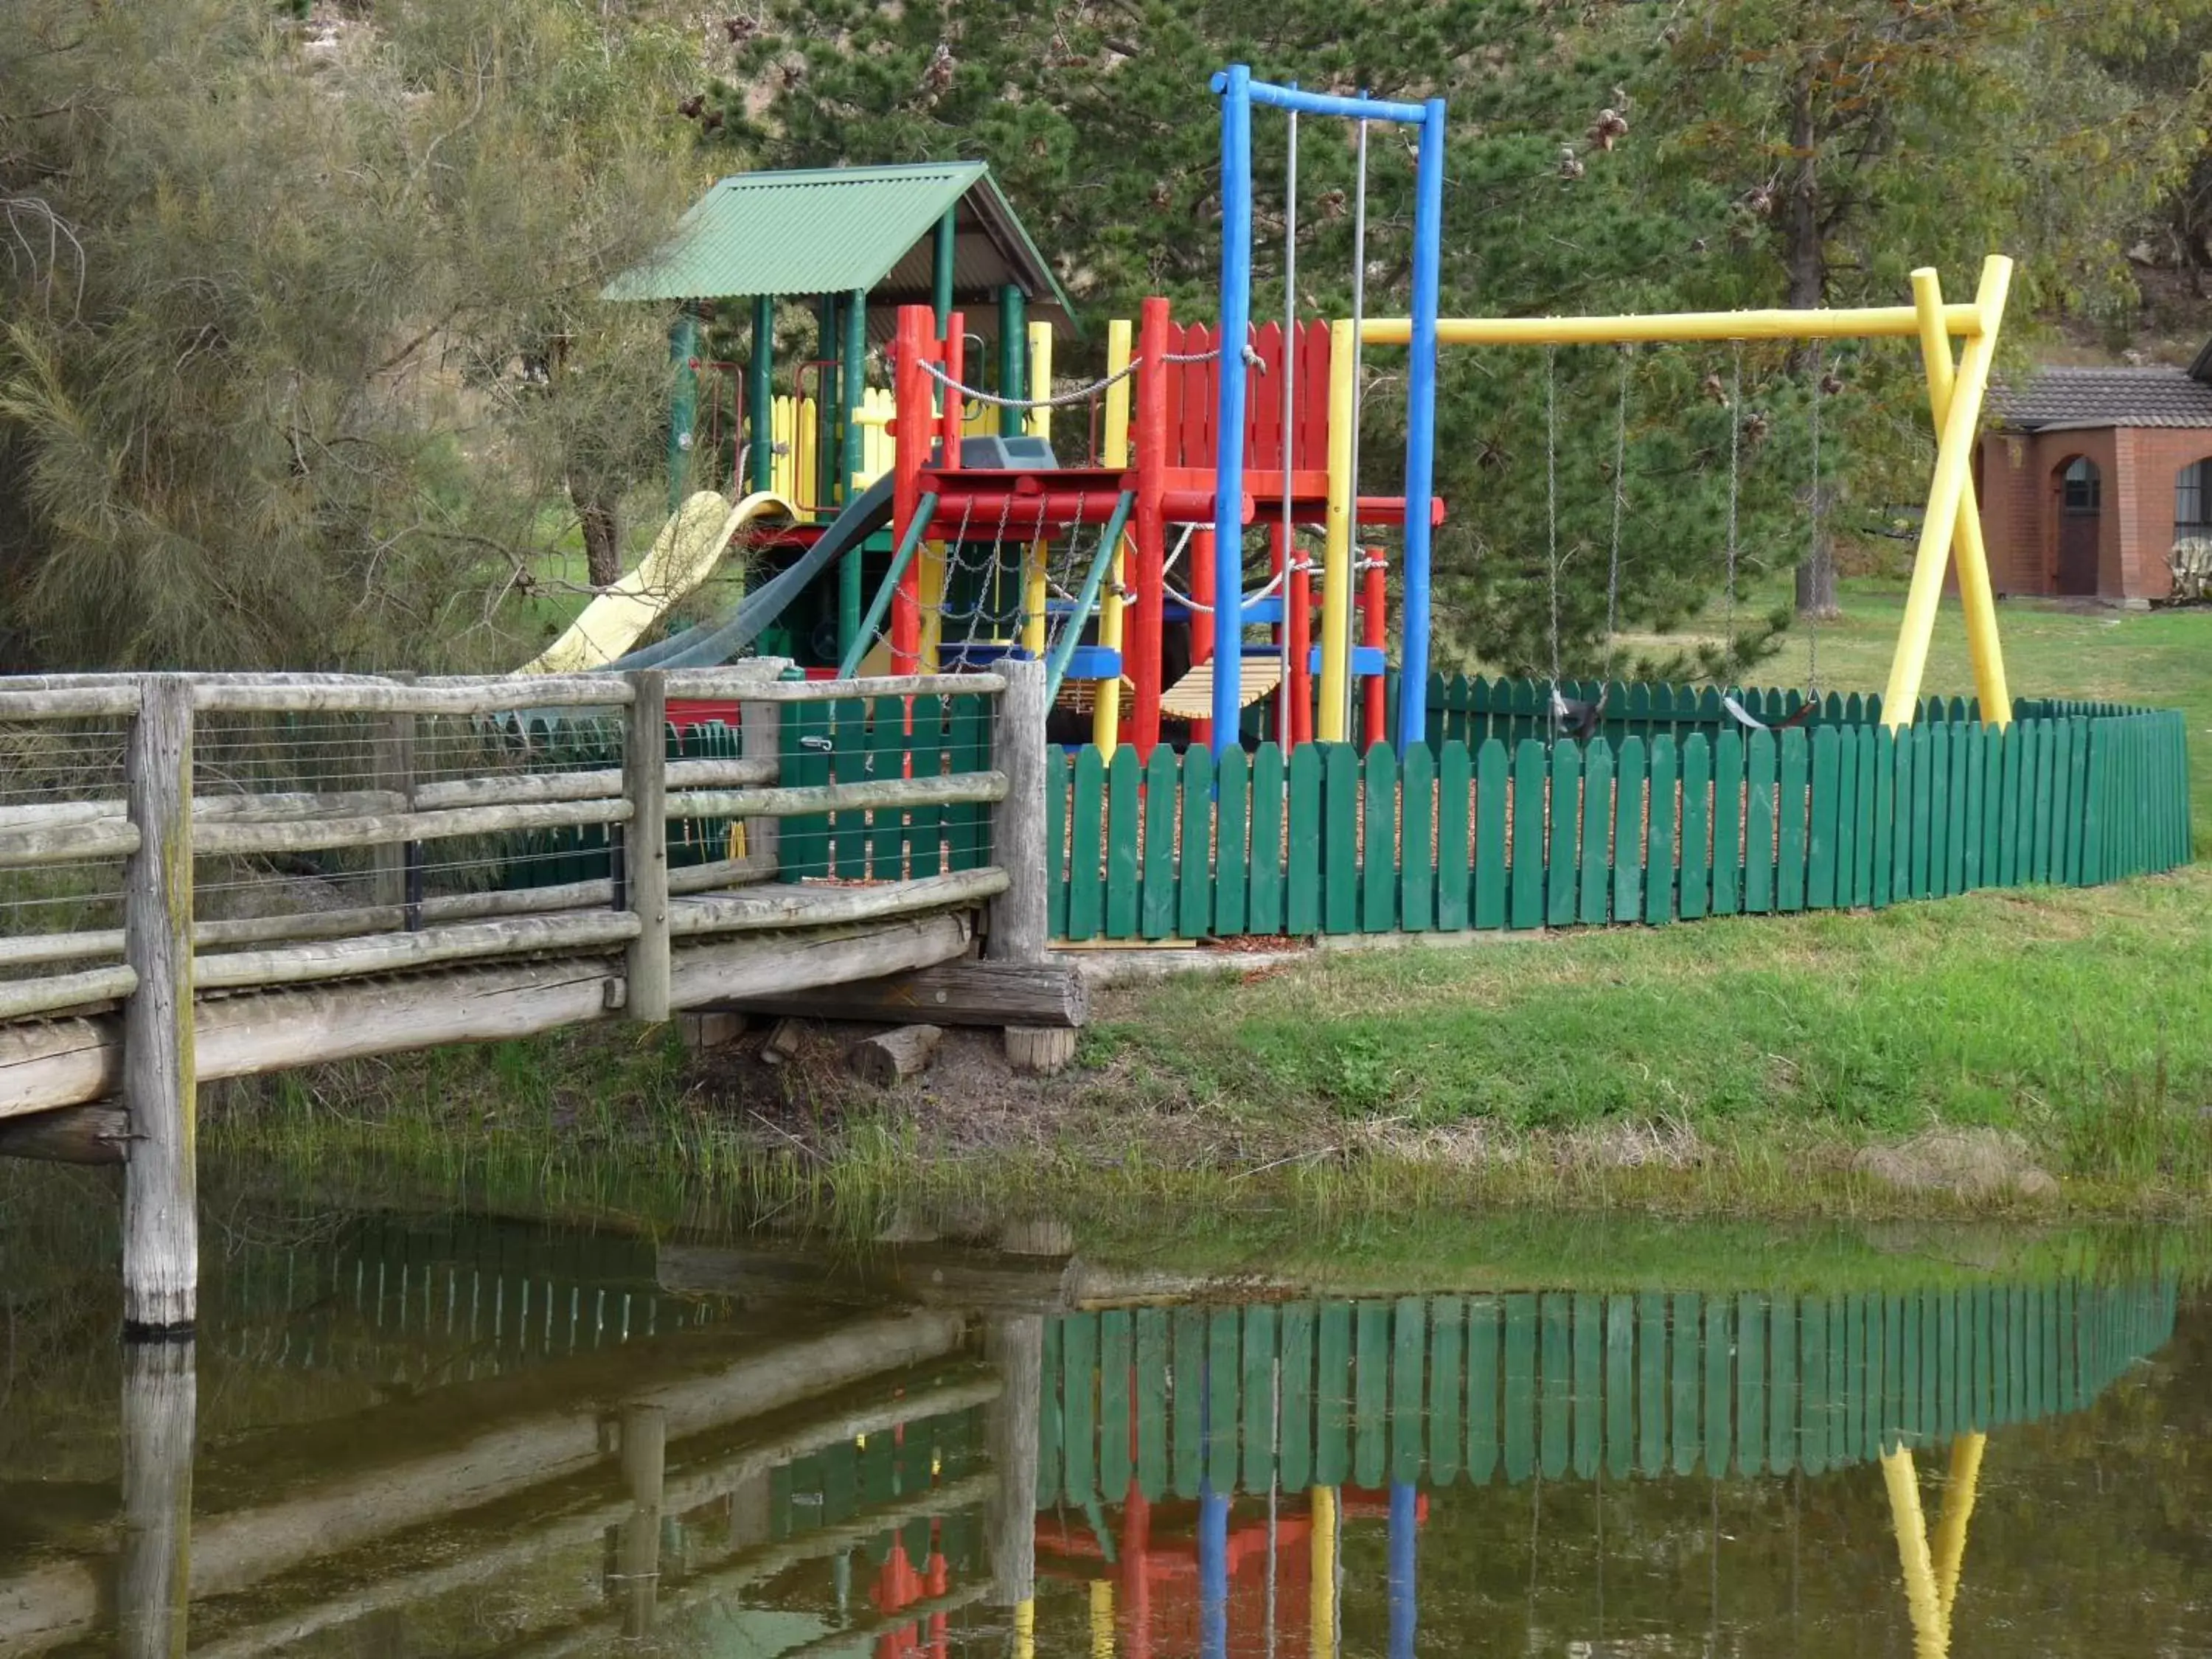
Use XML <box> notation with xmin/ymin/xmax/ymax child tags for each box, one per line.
<box><xmin>1930</xmin><ymin>1431</ymin><xmax>1985</xmax><ymax>1633</ymax></box>
<box><xmin>1883</xmin><ymin>255</ymin><xmax>2012</xmax><ymax>727</ymax></box>
<box><xmin>1094</xmin><ymin>319</ymin><xmax>1135</xmax><ymax>754</ymax></box>
<box><xmin>1089</xmin><ymin>1578</ymin><xmax>1116</xmax><ymax>1658</ymax></box>
<box><xmin>1309</xmin><ymin>1486</ymin><xmax>1338</xmax><ymax>1659</ymax></box>
<box><xmin>1362</xmin><ymin>300</ymin><xmax>1983</xmax><ymax>349</ymax></box>
<box><xmin>1882</xmin><ymin>1447</ymin><xmax>1949</xmax><ymax>1659</ymax></box>
<box><xmin>1318</xmin><ymin>320</ymin><xmax>1358</xmax><ymax>742</ymax></box>
<box><xmin>1912</xmin><ymin>270</ymin><xmax>2012</xmax><ymax>726</ymax></box>
<box><xmin>1023</xmin><ymin>321</ymin><xmax>1054</xmax><ymax>659</ymax></box>
<box><xmin>1015</xmin><ymin>1596</ymin><xmax>1036</xmax><ymax>1659</ymax></box>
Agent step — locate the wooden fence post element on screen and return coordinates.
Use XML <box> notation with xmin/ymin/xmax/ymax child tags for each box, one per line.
<box><xmin>616</xmin><ymin>1403</ymin><xmax>667</xmax><ymax>1638</ymax></box>
<box><xmin>739</xmin><ymin>659</ymin><xmax>788</xmax><ymax>876</ymax></box>
<box><xmin>370</xmin><ymin>694</ymin><xmax>415</xmax><ymax>921</ymax></box>
<box><xmin>624</xmin><ymin>670</ymin><xmax>670</xmax><ymax>1023</ymax></box>
<box><xmin>984</xmin><ymin>1314</ymin><xmax>1043</xmax><ymax>1614</ymax></box>
<box><xmin>122</xmin><ymin>674</ymin><xmax>197</xmax><ymax>1336</ymax></box>
<box><xmin>987</xmin><ymin>658</ymin><xmax>1067</xmax><ymax>1073</ymax></box>
<box><xmin>118</xmin><ymin>1339</ymin><xmax>195</xmax><ymax>1659</ymax></box>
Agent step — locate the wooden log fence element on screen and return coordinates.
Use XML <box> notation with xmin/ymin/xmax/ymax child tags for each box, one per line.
<box><xmin>0</xmin><ymin>667</ymin><xmax>1044</xmax><ymax>1331</ymax></box>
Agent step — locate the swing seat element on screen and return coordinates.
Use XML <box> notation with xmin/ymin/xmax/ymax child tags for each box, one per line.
<box><xmin>1161</xmin><ymin>656</ymin><xmax>1284</xmax><ymax>720</ymax></box>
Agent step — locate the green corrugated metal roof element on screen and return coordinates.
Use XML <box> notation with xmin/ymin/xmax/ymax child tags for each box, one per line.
<box><xmin>602</xmin><ymin>161</ymin><xmax>1074</xmax><ymax>331</ymax></box>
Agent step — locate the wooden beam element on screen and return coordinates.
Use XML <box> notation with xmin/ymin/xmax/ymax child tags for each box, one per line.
<box><xmin>0</xmin><ymin>851</ymin><xmax>775</xmax><ymax>972</ymax></box>
<box><xmin>721</xmin><ymin>959</ymin><xmax>1088</xmax><ymax>1029</ymax></box>
<box><xmin>0</xmin><ymin>818</ymin><xmax>139</xmax><ymax>869</ymax></box>
<box><xmin>0</xmin><ymin>914</ymin><xmax>975</xmax><ymax>1116</ymax></box>
<box><xmin>0</xmin><ymin>1102</ymin><xmax>130</xmax><ymax>1164</ymax></box>
<box><xmin>667</xmin><ymin>768</ymin><xmax>1006</xmax><ymax>822</ymax></box>
<box><xmin>191</xmin><ymin>677</ymin><xmax>630</xmax><ymax>714</ymax></box>
<box><xmin>669</xmin><ymin>868</ymin><xmax>1006</xmax><ymax>936</ymax></box>
<box><xmin>193</xmin><ymin>796</ymin><xmax>633</xmax><ymax>857</ymax></box>
<box><xmin>0</xmin><ymin>964</ymin><xmax>137</xmax><ymax>1020</ymax></box>
<box><xmin>193</xmin><ymin>912</ymin><xmax>642</xmax><ymax>992</ymax></box>
<box><xmin>661</xmin><ymin>669</ymin><xmax>1006</xmax><ymax>703</ymax></box>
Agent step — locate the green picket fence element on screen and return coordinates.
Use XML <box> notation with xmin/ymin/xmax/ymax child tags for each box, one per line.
<box><xmin>497</xmin><ymin>692</ymin><xmax>998</xmax><ymax>889</ymax></box>
<box><xmin>1411</xmin><ymin>673</ymin><xmax>1973</xmax><ymax>753</ymax></box>
<box><xmin>772</xmin><ymin>1398</ymin><xmax>987</xmax><ymax>1570</ymax></box>
<box><xmin>774</xmin><ymin>689</ymin><xmax>997</xmax><ymax>883</ymax></box>
<box><xmin>1048</xmin><ymin>702</ymin><xmax>2191</xmax><ymax>943</ymax></box>
<box><xmin>499</xmin><ymin>716</ymin><xmax>748</xmax><ymax>890</ymax></box>
<box><xmin>1034</xmin><ymin>1279</ymin><xmax>2178</xmax><ymax>1507</ymax></box>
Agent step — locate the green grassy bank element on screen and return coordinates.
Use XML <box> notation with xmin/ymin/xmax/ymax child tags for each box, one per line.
<box><xmin>212</xmin><ymin>586</ymin><xmax>2212</xmax><ymax>1217</ymax></box>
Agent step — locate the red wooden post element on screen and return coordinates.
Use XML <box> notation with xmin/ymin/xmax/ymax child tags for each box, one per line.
<box><xmin>1363</xmin><ymin>546</ymin><xmax>1388</xmax><ymax>750</ymax></box>
<box><xmin>890</xmin><ymin>305</ymin><xmax>932</xmax><ymax>672</ymax></box>
<box><xmin>939</xmin><ymin>312</ymin><xmax>965</xmax><ymax>466</ymax></box>
<box><xmin>1191</xmin><ymin>527</ymin><xmax>1217</xmax><ymax>750</ymax></box>
<box><xmin>1289</xmin><ymin>532</ymin><xmax>1313</xmax><ymax>747</ymax></box>
<box><xmin>1130</xmin><ymin>297</ymin><xmax>1170</xmax><ymax>757</ymax></box>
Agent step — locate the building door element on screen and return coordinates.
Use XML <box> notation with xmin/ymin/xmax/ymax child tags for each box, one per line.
<box><xmin>2056</xmin><ymin>456</ymin><xmax>2101</xmax><ymax>596</ymax></box>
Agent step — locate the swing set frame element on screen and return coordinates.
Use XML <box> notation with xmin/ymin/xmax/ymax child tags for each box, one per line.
<box><xmin>1350</xmin><ymin>254</ymin><xmax>2017</xmax><ymax>731</ymax></box>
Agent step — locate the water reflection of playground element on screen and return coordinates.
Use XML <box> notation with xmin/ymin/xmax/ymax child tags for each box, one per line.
<box><xmin>0</xmin><ymin>1214</ymin><xmax>2180</xmax><ymax>1659</ymax></box>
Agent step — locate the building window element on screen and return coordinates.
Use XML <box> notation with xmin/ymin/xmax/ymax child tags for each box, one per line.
<box><xmin>2178</xmin><ymin>459</ymin><xmax>2212</xmax><ymax>532</ymax></box>
<box><xmin>2062</xmin><ymin>456</ymin><xmax>2101</xmax><ymax>512</ymax></box>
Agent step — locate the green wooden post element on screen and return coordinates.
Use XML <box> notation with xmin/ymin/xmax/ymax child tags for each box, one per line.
<box><xmin>1355</xmin><ymin>1301</ymin><xmax>1390</xmax><ymax>1488</ymax></box>
<box><xmin>1392</xmin><ymin>1297</ymin><xmax>1427</xmax><ymax>1485</ymax></box>
<box><xmin>1141</xmin><ymin>745</ymin><xmax>1179</xmax><ymax>939</ymax></box>
<box><xmin>1101</xmin><ymin>1310</ymin><xmax>1133</xmax><ymax>1499</ymax></box>
<box><xmin>1502</xmin><ymin>1293</ymin><xmax>1537</xmax><ymax>1484</ymax></box>
<box><xmin>1316</xmin><ymin>1301</ymin><xmax>1352</xmax><ymax>1486</ymax></box>
<box><xmin>1281</xmin><ymin>1303</ymin><xmax>1316</xmax><ymax>1491</ymax></box>
<box><xmin>815</xmin><ymin>294</ymin><xmax>841</xmax><ymax>510</ymax></box>
<box><xmin>1243</xmin><ymin>1304</ymin><xmax>1279</xmax><ymax>1495</ymax></box>
<box><xmin>667</xmin><ymin>304</ymin><xmax>700</xmax><ymax>515</ymax></box>
<box><xmin>998</xmin><ymin>285</ymin><xmax>1026</xmax><ymax>438</ymax></box>
<box><xmin>1605</xmin><ymin>1295</ymin><xmax>1635</xmax><ymax>1480</ymax></box>
<box><xmin>1401</xmin><ymin>743</ymin><xmax>1436</xmax><ymax>931</ymax></box>
<box><xmin>1251</xmin><ymin>743</ymin><xmax>1286</xmax><ymax>933</ymax></box>
<box><xmin>1646</xmin><ymin>736</ymin><xmax>1677</xmax><ymax>924</ymax></box>
<box><xmin>1171</xmin><ymin>1308</ymin><xmax>1204</xmax><ymax>1499</ymax></box>
<box><xmin>1429</xmin><ymin>1298</ymin><xmax>1464</xmax><ymax>1484</ymax></box>
<box><xmin>1467</xmin><ymin>1298</ymin><xmax>1500</xmax><ymax>1484</ymax></box>
<box><xmin>933</xmin><ymin>208</ymin><xmax>957</xmax><ymax>334</ymax></box>
<box><xmin>1538</xmin><ymin>1293</ymin><xmax>1571</xmax><ymax>1480</ymax></box>
<box><xmin>1136</xmin><ymin>1307</ymin><xmax>1169</xmax><ymax>1500</ymax></box>
<box><xmin>1511</xmin><ymin>739</ymin><xmax>1546</xmax><ymax>930</ymax></box>
<box><xmin>1548</xmin><ymin>742</ymin><xmax>1582</xmax><ymax>927</ymax></box>
<box><xmin>1680</xmin><ymin>734</ymin><xmax>1711</xmax><ymax>920</ymax></box>
<box><xmin>1439</xmin><ymin>741</ymin><xmax>1472</xmax><ymax>930</ymax></box>
<box><xmin>1215</xmin><ymin>748</ymin><xmax>1249</xmax><ymax>936</ymax></box>
<box><xmin>749</xmin><ymin>295</ymin><xmax>776</xmax><ymax>495</ymax></box>
<box><xmin>1571</xmin><ymin>1293</ymin><xmax>1602</xmax><ymax>1480</ymax></box>
<box><xmin>838</xmin><ymin>290</ymin><xmax>867</xmax><ymax>653</ymax></box>
<box><xmin>1105</xmin><ymin>746</ymin><xmax>1140</xmax><ymax>938</ymax></box>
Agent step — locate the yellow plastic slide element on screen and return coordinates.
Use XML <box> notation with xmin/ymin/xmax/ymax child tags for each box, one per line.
<box><xmin>519</xmin><ymin>489</ymin><xmax>796</xmax><ymax>675</ymax></box>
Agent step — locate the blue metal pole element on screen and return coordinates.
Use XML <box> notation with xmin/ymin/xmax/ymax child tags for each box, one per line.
<box><xmin>1210</xmin><ymin>66</ymin><xmax>1254</xmax><ymax>757</ymax></box>
<box><xmin>1394</xmin><ymin>99</ymin><xmax>1447</xmax><ymax>756</ymax></box>
<box><xmin>1200</xmin><ymin>1481</ymin><xmax>1231</xmax><ymax>1659</ymax></box>
<box><xmin>1388</xmin><ymin>1479</ymin><xmax>1418</xmax><ymax>1659</ymax></box>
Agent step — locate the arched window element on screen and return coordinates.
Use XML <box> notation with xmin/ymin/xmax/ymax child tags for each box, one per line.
<box><xmin>2062</xmin><ymin>456</ymin><xmax>2101</xmax><ymax>512</ymax></box>
<box><xmin>2177</xmin><ymin>459</ymin><xmax>2212</xmax><ymax>533</ymax></box>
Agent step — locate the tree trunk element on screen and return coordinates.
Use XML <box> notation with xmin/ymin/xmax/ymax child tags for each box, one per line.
<box><xmin>1795</xmin><ymin>548</ymin><xmax>1839</xmax><ymax>621</ymax></box>
<box><xmin>572</xmin><ymin>479</ymin><xmax>622</xmax><ymax>587</ymax></box>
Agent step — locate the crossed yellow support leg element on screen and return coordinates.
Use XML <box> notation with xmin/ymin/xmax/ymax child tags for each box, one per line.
<box><xmin>1881</xmin><ymin>1433</ymin><xmax>1988</xmax><ymax>1659</ymax></box>
<box><xmin>1882</xmin><ymin>259</ymin><xmax>2014</xmax><ymax>728</ymax></box>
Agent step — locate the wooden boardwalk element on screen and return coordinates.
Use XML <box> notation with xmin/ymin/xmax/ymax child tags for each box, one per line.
<box><xmin>0</xmin><ymin>661</ymin><xmax>1057</xmax><ymax>1329</ymax></box>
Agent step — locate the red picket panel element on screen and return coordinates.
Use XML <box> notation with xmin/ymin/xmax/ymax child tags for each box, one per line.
<box><xmin>1248</xmin><ymin>319</ymin><xmax>1284</xmax><ymax>470</ymax></box>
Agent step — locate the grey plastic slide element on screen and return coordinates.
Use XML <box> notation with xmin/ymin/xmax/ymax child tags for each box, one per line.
<box><xmin>605</xmin><ymin>473</ymin><xmax>896</xmax><ymax>672</ymax></box>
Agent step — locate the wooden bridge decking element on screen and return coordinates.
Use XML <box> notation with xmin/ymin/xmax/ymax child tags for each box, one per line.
<box><xmin>0</xmin><ymin>659</ymin><xmax>1055</xmax><ymax>1331</ymax></box>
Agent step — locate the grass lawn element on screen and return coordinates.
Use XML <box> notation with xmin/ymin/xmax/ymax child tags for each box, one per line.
<box><xmin>1079</xmin><ymin>583</ymin><xmax>2212</xmax><ymax>1210</ymax></box>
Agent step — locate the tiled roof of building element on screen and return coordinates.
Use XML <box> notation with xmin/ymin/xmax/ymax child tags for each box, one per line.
<box><xmin>1986</xmin><ymin>366</ymin><xmax>2212</xmax><ymax>431</ymax></box>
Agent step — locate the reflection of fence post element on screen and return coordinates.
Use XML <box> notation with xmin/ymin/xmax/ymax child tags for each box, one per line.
<box><xmin>617</xmin><ymin>1404</ymin><xmax>667</xmax><ymax>1639</ymax></box>
<box><xmin>118</xmin><ymin>1340</ymin><xmax>195</xmax><ymax>1659</ymax></box>
<box><xmin>984</xmin><ymin>1314</ymin><xmax>1042</xmax><ymax>1614</ymax></box>
<box><xmin>987</xmin><ymin>660</ymin><xmax>1068</xmax><ymax>1074</ymax></box>
<box><xmin>123</xmin><ymin>675</ymin><xmax>197</xmax><ymax>1335</ymax></box>
<box><xmin>738</xmin><ymin>660</ymin><xmax>788</xmax><ymax>876</ymax></box>
<box><xmin>624</xmin><ymin>671</ymin><xmax>670</xmax><ymax>1023</ymax></box>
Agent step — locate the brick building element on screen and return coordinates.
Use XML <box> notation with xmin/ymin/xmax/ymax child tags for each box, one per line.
<box><xmin>1975</xmin><ymin>349</ymin><xmax>2212</xmax><ymax>604</ymax></box>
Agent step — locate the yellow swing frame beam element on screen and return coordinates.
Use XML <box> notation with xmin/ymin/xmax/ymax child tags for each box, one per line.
<box><xmin>1346</xmin><ymin>253</ymin><xmax>2015</xmax><ymax>730</ymax></box>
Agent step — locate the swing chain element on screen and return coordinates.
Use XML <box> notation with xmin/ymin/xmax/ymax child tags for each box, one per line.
<box><xmin>1545</xmin><ymin>344</ymin><xmax>1562</xmax><ymax>714</ymax></box>
<box><xmin>1806</xmin><ymin>340</ymin><xmax>1824</xmax><ymax>699</ymax></box>
<box><xmin>1604</xmin><ymin>345</ymin><xmax>1630</xmax><ymax>683</ymax></box>
<box><xmin>1724</xmin><ymin>340</ymin><xmax>1743</xmax><ymax>680</ymax></box>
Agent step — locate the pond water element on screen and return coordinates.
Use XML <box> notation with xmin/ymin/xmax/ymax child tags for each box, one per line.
<box><xmin>1</xmin><ymin>1166</ymin><xmax>2208</xmax><ymax>1658</ymax></box>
